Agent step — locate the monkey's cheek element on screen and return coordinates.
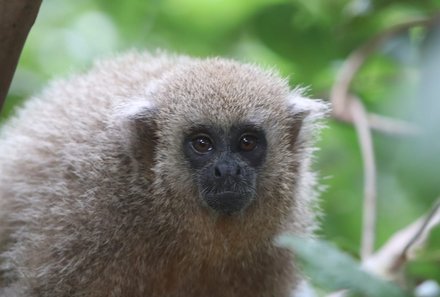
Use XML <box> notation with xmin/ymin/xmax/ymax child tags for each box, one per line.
<box><xmin>203</xmin><ymin>192</ymin><xmax>254</xmax><ymax>215</ymax></box>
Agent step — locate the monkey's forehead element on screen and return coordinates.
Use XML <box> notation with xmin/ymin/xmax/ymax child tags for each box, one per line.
<box><xmin>151</xmin><ymin>59</ymin><xmax>294</xmax><ymax>127</ymax></box>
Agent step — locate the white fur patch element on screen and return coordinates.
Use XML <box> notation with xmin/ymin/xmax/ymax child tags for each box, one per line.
<box><xmin>288</xmin><ymin>90</ymin><xmax>329</xmax><ymax>116</ymax></box>
<box><xmin>112</xmin><ymin>80</ymin><xmax>162</xmax><ymax>120</ymax></box>
<box><xmin>113</xmin><ymin>99</ymin><xmax>156</xmax><ymax>121</ymax></box>
<box><xmin>115</xmin><ymin>100</ymin><xmax>155</xmax><ymax>119</ymax></box>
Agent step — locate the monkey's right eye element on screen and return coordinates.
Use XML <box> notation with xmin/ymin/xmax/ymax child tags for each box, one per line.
<box><xmin>191</xmin><ymin>135</ymin><xmax>214</xmax><ymax>154</ymax></box>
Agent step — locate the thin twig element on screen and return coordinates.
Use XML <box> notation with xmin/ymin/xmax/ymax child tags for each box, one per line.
<box><xmin>325</xmin><ymin>290</ymin><xmax>347</xmax><ymax>297</ymax></box>
<box><xmin>401</xmin><ymin>198</ymin><xmax>440</xmax><ymax>257</ymax></box>
<box><xmin>390</xmin><ymin>198</ymin><xmax>440</xmax><ymax>273</ymax></box>
<box><xmin>326</xmin><ymin>198</ymin><xmax>440</xmax><ymax>297</ymax></box>
<box><xmin>366</xmin><ymin>113</ymin><xmax>420</xmax><ymax>136</ymax></box>
<box><xmin>349</xmin><ymin>97</ymin><xmax>377</xmax><ymax>260</ymax></box>
<box><xmin>330</xmin><ymin>16</ymin><xmax>438</xmax><ymax>135</ymax></box>
<box><xmin>362</xmin><ymin>197</ymin><xmax>440</xmax><ymax>279</ymax></box>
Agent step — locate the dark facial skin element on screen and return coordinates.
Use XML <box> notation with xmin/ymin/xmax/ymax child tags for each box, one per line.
<box><xmin>183</xmin><ymin>124</ymin><xmax>267</xmax><ymax>215</ymax></box>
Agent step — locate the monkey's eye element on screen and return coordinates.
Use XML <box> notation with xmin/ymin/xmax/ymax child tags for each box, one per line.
<box><xmin>191</xmin><ymin>135</ymin><xmax>214</xmax><ymax>154</ymax></box>
<box><xmin>239</xmin><ymin>134</ymin><xmax>258</xmax><ymax>152</ymax></box>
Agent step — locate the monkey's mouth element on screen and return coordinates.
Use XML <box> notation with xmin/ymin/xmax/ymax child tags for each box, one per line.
<box><xmin>203</xmin><ymin>191</ymin><xmax>253</xmax><ymax>215</ymax></box>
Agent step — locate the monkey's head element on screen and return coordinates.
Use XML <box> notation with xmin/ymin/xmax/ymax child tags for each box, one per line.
<box><xmin>120</xmin><ymin>57</ymin><xmax>326</xmax><ymax>236</ymax></box>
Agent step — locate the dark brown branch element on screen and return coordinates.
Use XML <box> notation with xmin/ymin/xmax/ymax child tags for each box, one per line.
<box><xmin>0</xmin><ymin>0</ymin><xmax>43</xmax><ymax>113</ymax></box>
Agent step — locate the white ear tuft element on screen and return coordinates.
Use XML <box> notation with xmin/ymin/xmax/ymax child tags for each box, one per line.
<box><xmin>285</xmin><ymin>89</ymin><xmax>329</xmax><ymax>147</ymax></box>
<box><xmin>113</xmin><ymin>80</ymin><xmax>161</xmax><ymax>121</ymax></box>
<box><xmin>288</xmin><ymin>88</ymin><xmax>330</xmax><ymax>119</ymax></box>
<box><xmin>114</xmin><ymin>99</ymin><xmax>157</xmax><ymax>121</ymax></box>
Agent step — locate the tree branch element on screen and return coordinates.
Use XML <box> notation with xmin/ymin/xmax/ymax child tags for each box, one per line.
<box><xmin>363</xmin><ymin>198</ymin><xmax>440</xmax><ymax>279</ymax></box>
<box><xmin>349</xmin><ymin>97</ymin><xmax>377</xmax><ymax>260</ymax></box>
<box><xmin>0</xmin><ymin>0</ymin><xmax>42</xmax><ymax>113</ymax></box>
<box><xmin>326</xmin><ymin>198</ymin><xmax>440</xmax><ymax>297</ymax></box>
<box><xmin>329</xmin><ymin>15</ymin><xmax>440</xmax><ymax>262</ymax></box>
<box><xmin>330</xmin><ymin>16</ymin><xmax>438</xmax><ymax>136</ymax></box>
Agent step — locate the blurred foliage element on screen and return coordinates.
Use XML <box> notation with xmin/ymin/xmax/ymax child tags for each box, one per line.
<box><xmin>278</xmin><ymin>235</ymin><xmax>409</xmax><ymax>297</ymax></box>
<box><xmin>2</xmin><ymin>0</ymin><xmax>440</xmax><ymax>294</ymax></box>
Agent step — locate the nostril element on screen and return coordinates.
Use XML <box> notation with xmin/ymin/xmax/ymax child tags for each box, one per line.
<box><xmin>235</xmin><ymin>167</ymin><xmax>241</xmax><ymax>176</ymax></box>
<box><xmin>214</xmin><ymin>166</ymin><xmax>222</xmax><ymax>177</ymax></box>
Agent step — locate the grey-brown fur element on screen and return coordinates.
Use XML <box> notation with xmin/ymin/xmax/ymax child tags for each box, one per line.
<box><xmin>0</xmin><ymin>51</ymin><xmax>327</xmax><ymax>297</ymax></box>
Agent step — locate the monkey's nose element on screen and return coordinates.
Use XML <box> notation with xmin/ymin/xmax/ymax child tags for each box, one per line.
<box><xmin>213</xmin><ymin>162</ymin><xmax>242</xmax><ymax>178</ymax></box>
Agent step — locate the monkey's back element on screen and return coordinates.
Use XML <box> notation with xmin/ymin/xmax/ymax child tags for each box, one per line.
<box><xmin>0</xmin><ymin>52</ymin><xmax>193</xmax><ymax>295</ymax></box>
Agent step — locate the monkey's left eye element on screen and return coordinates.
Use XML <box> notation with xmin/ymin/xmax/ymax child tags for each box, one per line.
<box><xmin>239</xmin><ymin>134</ymin><xmax>258</xmax><ymax>152</ymax></box>
<box><xmin>191</xmin><ymin>135</ymin><xmax>214</xmax><ymax>154</ymax></box>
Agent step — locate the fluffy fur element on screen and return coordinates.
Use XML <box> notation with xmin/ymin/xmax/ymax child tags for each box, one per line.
<box><xmin>0</xmin><ymin>51</ymin><xmax>327</xmax><ymax>297</ymax></box>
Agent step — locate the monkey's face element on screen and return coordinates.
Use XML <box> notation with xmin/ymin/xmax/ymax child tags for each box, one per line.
<box><xmin>182</xmin><ymin>124</ymin><xmax>267</xmax><ymax>215</ymax></box>
<box><xmin>131</xmin><ymin>58</ymin><xmax>326</xmax><ymax>224</ymax></box>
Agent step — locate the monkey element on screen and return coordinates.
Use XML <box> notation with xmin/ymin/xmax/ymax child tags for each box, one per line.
<box><xmin>0</xmin><ymin>51</ymin><xmax>327</xmax><ymax>297</ymax></box>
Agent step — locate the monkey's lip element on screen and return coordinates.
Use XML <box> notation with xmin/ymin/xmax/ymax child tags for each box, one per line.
<box><xmin>203</xmin><ymin>191</ymin><xmax>252</xmax><ymax>215</ymax></box>
<box><xmin>213</xmin><ymin>191</ymin><xmax>243</xmax><ymax>200</ymax></box>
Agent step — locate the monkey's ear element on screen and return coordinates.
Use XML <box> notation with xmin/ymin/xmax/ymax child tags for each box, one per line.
<box><xmin>114</xmin><ymin>99</ymin><xmax>159</xmax><ymax>169</ymax></box>
<box><xmin>287</xmin><ymin>89</ymin><xmax>329</xmax><ymax>120</ymax></box>
<box><xmin>114</xmin><ymin>99</ymin><xmax>157</xmax><ymax>122</ymax></box>
<box><xmin>287</xmin><ymin>89</ymin><xmax>329</xmax><ymax>144</ymax></box>
<box><xmin>113</xmin><ymin>98</ymin><xmax>159</xmax><ymax>144</ymax></box>
<box><xmin>113</xmin><ymin>80</ymin><xmax>161</xmax><ymax>127</ymax></box>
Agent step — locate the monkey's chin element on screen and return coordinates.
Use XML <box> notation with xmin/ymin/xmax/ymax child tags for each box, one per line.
<box><xmin>203</xmin><ymin>191</ymin><xmax>253</xmax><ymax>215</ymax></box>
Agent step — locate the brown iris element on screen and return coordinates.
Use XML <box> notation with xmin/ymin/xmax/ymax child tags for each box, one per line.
<box><xmin>191</xmin><ymin>135</ymin><xmax>214</xmax><ymax>154</ymax></box>
<box><xmin>239</xmin><ymin>134</ymin><xmax>257</xmax><ymax>152</ymax></box>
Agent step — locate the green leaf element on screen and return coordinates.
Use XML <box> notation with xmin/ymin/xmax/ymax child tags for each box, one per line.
<box><xmin>276</xmin><ymin>235</ymin><xmax>410</xmax><ymax>297</ymax></box>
